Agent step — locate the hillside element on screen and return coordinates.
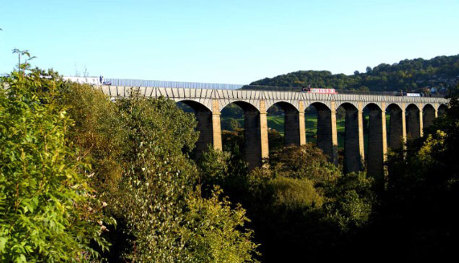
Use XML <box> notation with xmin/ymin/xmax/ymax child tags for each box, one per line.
<box><xmin>248</xmin><ymin>54</ymin><xmax>459</xmax><ymax>94</ymax></box>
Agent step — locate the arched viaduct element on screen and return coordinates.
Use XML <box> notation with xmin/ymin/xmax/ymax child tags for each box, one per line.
<box><xmin>99</xmin><ymin>86</ymin><xmax>449</xmax><ymax>183</ymax></box>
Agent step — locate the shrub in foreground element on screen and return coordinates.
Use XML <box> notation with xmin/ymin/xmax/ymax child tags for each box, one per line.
<box><xmin>0</xmin><ymin>70</ymin><xmax>109</xmax><ymax>262</ymax></box>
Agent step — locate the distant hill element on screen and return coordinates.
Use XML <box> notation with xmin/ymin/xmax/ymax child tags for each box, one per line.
<box><xmin>248</xmin><ymin>55</ymin><xmax>459</xmax><ymax>93</ymax></box>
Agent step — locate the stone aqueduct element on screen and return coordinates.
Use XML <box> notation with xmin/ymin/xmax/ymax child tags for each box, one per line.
<box><xmin>99</xmin><ymin>85</ymin><xmax>449</xmax><ymax>181</ymax></box>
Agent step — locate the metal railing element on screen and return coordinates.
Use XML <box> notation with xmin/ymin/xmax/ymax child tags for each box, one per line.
<box><xmin>64</xmin><ymin>77</ymin><xmax>448</xmax><ymax>98</ymax></box>
<box><xmin>104</xmin><ymin>78</ymin><xmax>243</xmax><ymax>90</ymax></box>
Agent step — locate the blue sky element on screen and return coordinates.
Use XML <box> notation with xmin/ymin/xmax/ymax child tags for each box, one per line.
<box><xmin>1</xmin><ymin>0</ymin><xmax>458</xmax><ymax>84</ymax></box>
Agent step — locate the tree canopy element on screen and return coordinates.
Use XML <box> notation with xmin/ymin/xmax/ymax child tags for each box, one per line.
<box><xmin>248</xmin><ymin>54</ymin><xmax>459</xmax><ymax>93</ymax></box>
<box><xmin>0</xmin><ymin>69</ymin><xmax>110</xmax><ymax>262</ymax></box>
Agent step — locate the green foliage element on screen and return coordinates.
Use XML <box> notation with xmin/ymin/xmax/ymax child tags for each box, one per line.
<box><xmin>59</xmin><ymin>86</ymin><xmax>258</xmax><ymax>262</ymax></box>
<box><xmin>184</xmin><ymin>188</ymin><xmax>259</xmax><ymax>263</ymax></box>
<box><xmin>60</xmin><ymin>82</ymin><xmax>125</xmax><ymax>194</ymax></box>
<box><xmin>0</xmin><ymin>70</ymin><xmax>108</xmax><ymax>262</ymax></box>
<box><xmin>269</xmin><ymin>177</ymin><xmax>323</xmax><ymax>209</ymax></box>
<box><xmin>229</xmin><ymin>118</ymin><xmax>241</xmax><ymax>130</ymax></box>
<box><xmin>199</xmin><ymin>139</ymin><xmax>375</xmax><ymax>261</ymax></box>
<box><xmin>268</xmin><ymin>145</ymin><xmax>374</xmax><ymax>232</ymax></box>
<box><xmin>221</xmin><ymin>103</ymin><xmax>244</xmax><ymax>119</ymax></box>
<box><xmin>270</xmin><ymin>144</ymin><xmax>340</xmax><ymax>182</ymax></box>
<box><xmin>112</xmin><ymin>95</ymin><xmax>258</xmax><ymax>262</ymax></box>
<box><xmin>370</xmin><ymin>95</ymin><xmax>459</xmax><ymax>261</ymax></box>
<box><xmin>322</xmin><ymin>173</ymin><xmax>375</xmax><ymax>232</ymax></box>
<box><xmin>12</xmin><ymin>49</ymin><xmax>36</xmax><ymax>73</ymax></box>
<box><xmin>267</xmin><ymin>129</ymin><xmax>283</xmax><ymax>152</ymax></box>
<box><xmin>198</xmin><ymin>145</ymin><xmax>249</xmax><ymax>204</ymax></box>
<box><xmin>248</xmin><ymin>55</ymin><xmax>459</xmax><ymax>92</ymax></box>
<box><xmin>221</xmin><ymin>129</ymin><xmax>245</xmax><ymax>155</ymax></box>
<box><xmin>198</xmin><ymin>147</ymin><xmax>231</xmax><ymax>194</ymax></box>
<box><xmin>258</xmin><ymin>147</ymin><xmax>374</xmax><ymax>261</ymax></box>
<box><xmin>221</xmin><ymin>117</ymin><xmax>243</xmax><ymax>131</ymax></box>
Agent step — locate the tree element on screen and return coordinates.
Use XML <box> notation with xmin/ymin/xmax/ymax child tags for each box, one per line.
<box><xmin>12</xmin><ymin>49</ymin><xmax>36</xmax><ymax>73</ymax></box>
<box><xmin>59</xmin><ymin>82</ymin><xmax>125</xmax><ymax>195</ymax></box>
<box><xmin>59</xmin><ymin>86</ymin><xmax>258</xmax><ymax>262</ymax></box>
<box><xmin>247</xmin><ymin>55</ymin><xmax>459</xmax><ymax>93</ymax></box>
<box><xmin>269</xmin><ymin>144</ymin><xmax>339</xmax><ymax>181</ymax></box>
<box><xmin>371</xmin><ymin>93</ymin><xmax>459</xmax><ymax>261</ymax></box>
<box><xmin>358</xmin><ymin>85</ymin><xmax>370</xmax><ymax>93</ymax></box>
<box><xmin>183</xmin><ymin>188</ymin><xmax>259</xmax><ymax>262</ymax></box>
<box><xmin>198</xmin><ymin>140</ymin><xmax>375</xmax><ymax>262</ymax></box>
<box><xmin>111</xmin><ymin>95</ymin><xmax>258</xmax><ymax>262</ymax></box>
<box><xmin>0</xmin><ymin>70</ymin><xmax>109</xmax><ymax>262</ymax></box>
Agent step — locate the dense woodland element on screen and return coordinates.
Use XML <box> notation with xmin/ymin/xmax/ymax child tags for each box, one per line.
<box><xmin>1</xmin><ymin>59</ymin><xmax>459</xmax><ymax>262</ymax></box>
<box><xmin>247</xmin><ymin>54</ymin><xmax>459</xmax><ymax>93</ymax></box>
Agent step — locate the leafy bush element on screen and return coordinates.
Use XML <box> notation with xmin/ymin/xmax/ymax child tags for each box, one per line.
<box><xmin>115</xmin><ymin>95</ymin><xmax>259</xmax><ymax>262</ymax></box>
<box><xmin>322</xmin><ymin>172</ymin><xmax>375</xmax><ymax>232</ymax></box>
<box><xmin>198</xmin><ymin>146</ymin><xmax>231</xmax><ymax>194</ymax></box>
<box><xmin>270</xmin><ymin>144</ymin><xmax>341</xmax><ymax>183</ymax></box>
<box><xmin>269</xmin><ymin>176</ymin><xmax>323</xmax><ymax>209</ymax></box>
<box><xmin>110</xmin><ymin>95</ymin><xmax>200</xmax><ymax>261</ymax></box>
<box><xmin>184</xmin><ymin>188</ymin><xmax>259</xmax><ymax>263</ymax></box>
<box><xmin>377</xmin><ymin>95</ymin><xmax>459</xmax><ymax>261</ymax></box>
<box><xmin>60</xmin><ymin>82</ymin><xmax>126</xmax><ymax>194</ymax></box>
<box><xmin>219</xmin><ymin>144</ymin><xmax>375</xmax><ymax>262</ymax></box>
<box><xmin>59</xmin><ymin>86</ymin><xmax>259</xmax><ymax>262</ymax></box>
<box><xmin>0</xmin><ymin>70</ymin><xmax>109</xmax><ymax>262</ymax></box>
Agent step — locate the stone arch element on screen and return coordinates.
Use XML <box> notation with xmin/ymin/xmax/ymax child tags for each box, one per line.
<box><xmin>438</xmin><ymin>104</ymin><xmax>448</xmax><ymax>116</ymax></box>
<box><xmin>306</xmin><ymin>102</ymin><xmax>335</xmax><ymax>163</ymax></box>
<box><xmin>335</xmin><ymin>101</ymin><xmax>359</xmax><ymax>111</ymax></box>
<box><xmin>362</xmin><ymin>103</ymin><xmax>384</xmax><ymax>184</ymax></box>
<box><xmin>362</xmin><ymin>101</ymin><xmax>383</xmax><ymax>112</ymax></box>
<box><xmin>304</xmin><ymin>101</ymin><xmax>332</xmax><ymax>112</ymax></box>
<box><xmin>406</xmin><ymin>104</ymin><xmax>421</xmax><ymax>140</ymax></box>
<box><xmin>385</xmin><ymin>103</ymin><xmax>403</xmax><ymax>112</ymax></box>
<box><xmin>307</xmin><ymin>101</ymin><xmax>332</xmax><ymax>111</ymax></box>
<box><xmin>404</xmin><ymin>103</ymin><xmax>420</xmax><ymax>112</ymax></box>
<box><xmin>265</xmin><ymin>100</ymin><xmax>300</xmax><ymax>112</ymax></box>
<box><xmin>386</xmin><ymin>103</ymin><xmax>404</xmax><ymax>150</ymax></box>
<box><xmin>267</xmin><ymin>101</ymin><xmax>301</xmax><ymax>147</ymax></box>
<box><xmin>423</xmin><ymin>104</ymin><xmax>436</xmax><ymax>131</ymax></box>
<box><xmin>177</xmin><ymin>100</ymin><xmax>214</xmax><ymax>160</ymax></box>
<box><xmin>336</xmin><ymin>103</ymin><xmax>363</xmax><ymax>174</ymax></box>
<box><xmin>178</xmin><ymin>99</ymin><xmax>212</xmax><ymax>112</ymax></box>
<box><xmin>228</xmin><ymin>101</ymin><xmax>259</xmax><ymax>112</ymax></box>
<box><xmin>220</xmin><ymin>101</ymin><xmax>262</xmax><ymax>170</ymax></box>
<box><xmin>219</xmin><ymin>100</ymin><xmax>260</xmax><ymax>113</ymax></box>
